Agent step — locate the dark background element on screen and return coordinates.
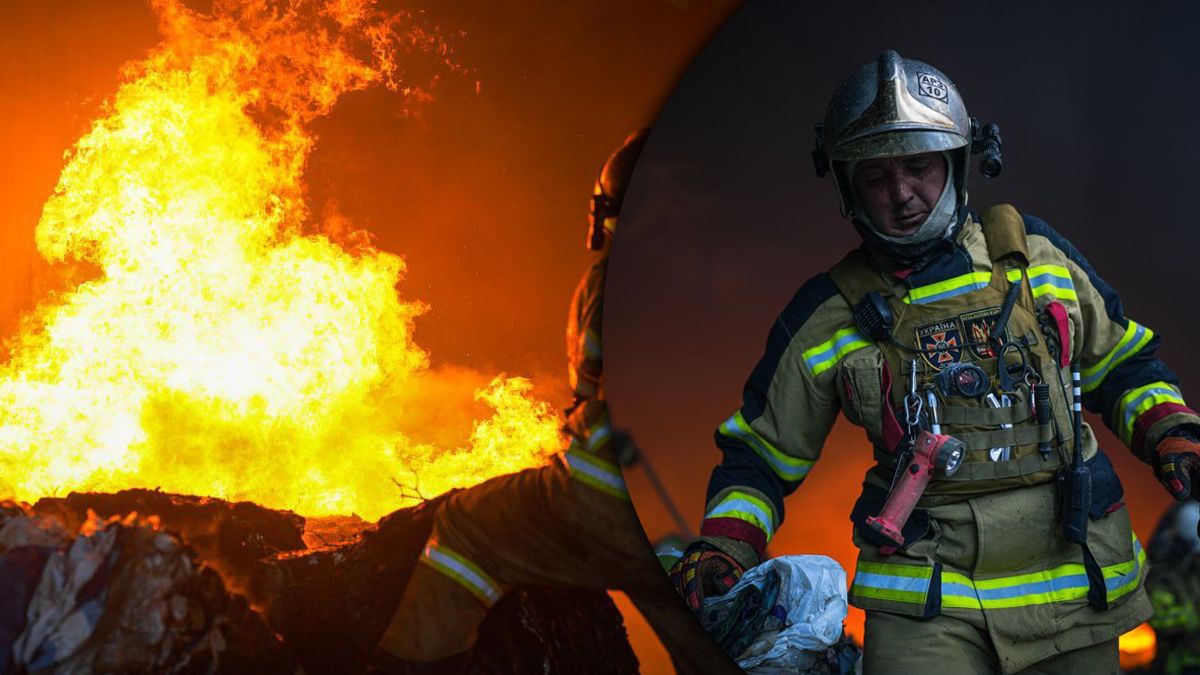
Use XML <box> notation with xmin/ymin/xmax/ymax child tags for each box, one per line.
<box><xmin>607</xmin><ymin>0</ymin><xmax>1200</xmax><ymax>641</ymax></box>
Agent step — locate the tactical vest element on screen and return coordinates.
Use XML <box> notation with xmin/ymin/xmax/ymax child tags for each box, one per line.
<box><xmin>829</xmin><ymin>205</ymin><xmax>1082</xmax><ymax>501</ymax></box>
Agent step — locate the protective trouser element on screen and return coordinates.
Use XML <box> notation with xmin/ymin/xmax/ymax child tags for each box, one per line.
<box><xmin>864</xmin><ymin>611</ymin><xmax>1119</xmax><ymax>674</ymax></box>
<box><xmin>378</xmin><ymin>441</ymin><xmax>739</xmax><ymax>675</ymax></box>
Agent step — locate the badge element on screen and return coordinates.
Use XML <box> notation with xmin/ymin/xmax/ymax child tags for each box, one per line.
<box><xmin>915</xmin><ymin>319</ymin><xmax>962</xmax><ymax>370</ymax></box>
<box><xmin>959</xmin><ymin>306</ymin><xmax>1009</xmax><ymax>360</ymax></box>
<box><xmin>917</xmin><ymin>73</ymin><xmax>949</xmax><ymax>102</ymax></box>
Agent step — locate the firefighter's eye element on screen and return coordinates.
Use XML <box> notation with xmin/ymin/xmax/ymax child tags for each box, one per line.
<box><xmin>861</xmin><ymin>172</ymin><xmax>886</xmax><ymax>186</ymax></box>
<box><xmin>905</xmin><ymin>159</ymin><xmax>931</xmax><ymax>174</ymax></box>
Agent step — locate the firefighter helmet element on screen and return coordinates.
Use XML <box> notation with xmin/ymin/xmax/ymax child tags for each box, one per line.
<box><xmin>813</xmin><ymin>49</ymin><xmax>1002</xmax><ymax>219</ymax></box>
<box><xmin>1148</xmin><ymin>500</ymin><xmax>1200</xmax><ymax>564</ymax></box>
<box><xmin>588</xmin><ymin>128</ymin><xmax>650</xmax><ymax>250</ymax></box>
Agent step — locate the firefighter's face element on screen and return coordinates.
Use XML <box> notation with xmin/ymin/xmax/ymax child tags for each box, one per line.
<box><xmin>852</xmin><ymin>152</ymin><xmax>947</xmax><ymax>237</ymax></box>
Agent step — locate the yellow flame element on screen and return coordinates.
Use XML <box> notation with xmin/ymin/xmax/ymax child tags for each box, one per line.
<box><xmin>0</xmin><ymin>0</ymin><xmax>563</xmax><ymax>520</ymax></box>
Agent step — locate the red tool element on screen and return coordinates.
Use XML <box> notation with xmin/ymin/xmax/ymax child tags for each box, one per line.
<box><xmin>867</xmin><ymin>429</ymin><xmax>964</xmax><ymax>549</ymax></box>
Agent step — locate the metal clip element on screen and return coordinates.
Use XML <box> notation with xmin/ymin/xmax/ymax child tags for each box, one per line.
<box><xmin>986</xmin><ymin>392</ymin><xmax>1013</xmax><ymax>461</ymax></box>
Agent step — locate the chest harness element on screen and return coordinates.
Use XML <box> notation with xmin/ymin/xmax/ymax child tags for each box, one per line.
<box><xmin>830</xmin><ymin>205</ymin><xmax>1090</xmax><ymax>548</ymax></box>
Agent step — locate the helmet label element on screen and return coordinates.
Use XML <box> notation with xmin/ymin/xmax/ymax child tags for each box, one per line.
<box><xmin>917</xmin><ymin>73</ymin><xmax>949</xmax><ymax>102</ymax></box>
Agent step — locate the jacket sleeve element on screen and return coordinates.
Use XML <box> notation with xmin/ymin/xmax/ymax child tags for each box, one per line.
<box><xmin>1024</xmin><ymin>215</ymin><xmax>1200</xmax><ymax>462</ymax></box>
<box><xmin>700</xmin><ymin>273</ymin><xmax>861</xmax><ymax>561</ymax></box>
<box><xmin>563</xmin><ymin>257</ymin><xmax>607</xmax><ymax>443</ymax></box>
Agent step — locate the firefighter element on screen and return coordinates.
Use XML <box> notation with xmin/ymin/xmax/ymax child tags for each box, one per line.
<box><xmin>374</xmin><ymin>129</ymin><xmax>739</xmax><ymax>675</ymax></box>
<box><xmin>1146</xmin><ymin>501</ymin><xmax>1200</xmax><ymax>674</ymax></box>
<box><xmin>669</xmin><ymin>50</ymin><xmax>1200</xmax><ymax>673</ymax></box>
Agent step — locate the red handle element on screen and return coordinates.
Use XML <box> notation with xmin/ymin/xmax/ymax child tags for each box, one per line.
<box><xmin>867</xmin><ymin>431</ymin><xmax>948</xmax><ymax>548</ymax></box>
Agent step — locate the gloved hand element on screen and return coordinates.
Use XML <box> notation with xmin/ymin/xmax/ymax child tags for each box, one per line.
<box><xmin>1155</xmin><ymin>434</ymin><xmax>1200</xmax><ymax>501</ymax></box>
<box><xmin>668</xmin><ymin>540</ymin><xmax>746</xmax><ymax>612</ymax></box>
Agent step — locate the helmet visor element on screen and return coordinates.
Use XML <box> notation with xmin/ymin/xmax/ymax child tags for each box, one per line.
<box><xmin>832</xmin><ymin>129</ymin><xmax>967</xmax><ymax>163</ymax></box>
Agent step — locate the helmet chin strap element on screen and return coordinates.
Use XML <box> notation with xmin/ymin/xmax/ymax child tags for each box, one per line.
<box><xmin>849</xmin><ymin>152</ymin><xmax>962</xmax><ymax>267</ymax></box>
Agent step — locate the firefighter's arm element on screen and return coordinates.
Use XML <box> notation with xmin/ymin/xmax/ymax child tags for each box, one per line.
<box><xmin>1024</xmin><ymin>215</ymin><xmax>1200</xmax><ymax>498</ymax></box>
<box><xmin>670</xmin><ymin>275</ymin><xmax>847</xmax><ymax>609</ymax></box>
<box><xmin>563</xmin><ymin>259</ymin><xmax>606</xmax><ymax>440</ymax></box>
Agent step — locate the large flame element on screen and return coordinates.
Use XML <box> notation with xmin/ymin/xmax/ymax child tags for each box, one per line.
<box><xmin>0</xmin><ymin>0</ymin><xmax>564</xmax><ymax>520</ymax></box>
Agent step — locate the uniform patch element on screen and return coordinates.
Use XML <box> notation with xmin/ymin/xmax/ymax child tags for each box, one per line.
<box><xmin>917</xmin><ymin>73</ymin><xmax>948</xmax><ymax>102</ymax></box>
<box><xmin>915</xmin><ymin>319</ymin><xmax>962</xmax><ymax>370</ymax></box>
<box><xmin>959</xmin><ymin>306</ymin><xmax>1009</xmax><ymax>360</ymax></box>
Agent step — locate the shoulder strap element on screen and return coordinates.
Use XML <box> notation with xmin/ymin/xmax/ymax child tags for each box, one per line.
<box><xmin>978</xmin><ymin>204</ymin><xmax>1029</xmax><ymax>266</ymax></box>
<box><xmin>828</xmin><ymin>247</ymin><xmax>887</xmax><ymax>307</ymax></box>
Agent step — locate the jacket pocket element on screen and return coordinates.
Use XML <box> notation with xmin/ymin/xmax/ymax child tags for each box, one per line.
<box><xmin>838</xmin><ymin>348</ymin><xmax>902</xmax><ymax>451</ymax></box>
<box><xmin>1085</xmin><ymin>448</ymin><xmax>1125</xmax><ymax>519</ymax></box>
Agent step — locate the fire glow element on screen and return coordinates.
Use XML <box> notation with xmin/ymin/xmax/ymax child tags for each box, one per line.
<box><xmin>0</xmin><ymin>0</ymin><xmax>563</xmax><ymax>520</ymax></box>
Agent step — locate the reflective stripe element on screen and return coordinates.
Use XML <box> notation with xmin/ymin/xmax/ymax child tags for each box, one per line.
<box><xmin>584</xmin><ymin>329</ymin><xmax>602</xmax><ymax>360</ymax></box>
<box><xmin>586</xmin><ymin>417</ymin><xmax>612</xmax><ymax>452</ymax></box>
<box><xmin>565</xmin><ymin>445</ymin><xmax>629</xmax><ymax>499</ymax></box>
<box><xmin>1026</xmin><ymin>264</ymin><xmax>1078</xmax><ymax>302</ymax></box>
<box><xmin>718</xmin><ymin>410</ymin><xmax>814</xmax><ymax>483</ymax></box>
<box><xmin>851</xmin><ymin>561</ymin><xmax>932</xmax><ymax>604</ymax></box>
<box><xmin>1105</xmin><ymin>536</ymin><xmax>1147</xmax><ymax>604</ymax></box>
<box><xmin>1081</xmin><ymin>320</ymin><xmax>1155</xmax><ymax>393</ymax></box>
<box><xmin>705</xmin><ymin>490</ymin><xmax>776</xmax><ymax>541</ymax></box>
<box><xmin>903</xmin><ymin>271</ymin><xmax>992</xmax><ymax>305</ymax></box>
<box><xmin>941</xmin><ymin>571</ymin><xmax>983</xmax><ymax>610</ymax></box>
<box><xmin>973</xmin><ymin>566</ymin><xmax>1090</xmax><ymax>608</ymax></box>
<box><xmin>1117</xmin><ymin>381</ymin><xmax>1185</xmax><ymax>445</ymax></box>
<box><xmin>941</xmin><ymin>534</ymin><xmax>1146</xmax><ymax>611</ymax></box>
<box><xmin>801</xmin><ymin>327</ymin><xmax>871</xmax><ymax>376</ymax></box>
<box><xmin>420</xmin><ymin>541</ymin><xmax>503</xmax><ymax>606</ymax></box>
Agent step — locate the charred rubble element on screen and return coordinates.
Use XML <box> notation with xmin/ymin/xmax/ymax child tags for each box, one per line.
<box><xmin>0</xmin><ymin>489</ymin><xmax>638</xmax><ymax>674</ymax></box>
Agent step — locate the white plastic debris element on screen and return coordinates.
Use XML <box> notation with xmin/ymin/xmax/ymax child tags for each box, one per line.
<box><xmin>726</xmin><ymin>555</ymin><xmax>848</xmax><ymax>671</ymax></box>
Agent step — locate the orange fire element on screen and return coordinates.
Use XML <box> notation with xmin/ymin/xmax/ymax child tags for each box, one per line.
<box><xmin>1119</xmin><ymin>621</ymin><xmax>1157</xmax><ymax>670</ymax></box>
<box><xmin>0</xmin><ymin>0</ymin><xmax>563</xmax><ymax>520</ymax></box>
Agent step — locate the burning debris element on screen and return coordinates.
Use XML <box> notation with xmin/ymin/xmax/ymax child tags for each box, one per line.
<box><xmin>0</xmin><ymin>500</ymin><xmax>295</xmax><ymax>673</ymax></box>
<box><xmin>0</xmin><ymin>0</ymin><xmax>564</xmax><ymax>519</ymax></box>
<box><xmin>0</xmin><ymin>0</ymin><xmax>628</xmax><ymax>671</ymax></box>
<box><xmin>1</xmin><ymin>491</ymin><xmax>639</xmax><ymax>673</ymax></box>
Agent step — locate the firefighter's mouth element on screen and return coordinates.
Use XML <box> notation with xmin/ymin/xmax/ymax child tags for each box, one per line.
<box><xmin>894</xmin><ymin>211</ymin><xmax>927</xmax><ymax>230</ymax></box>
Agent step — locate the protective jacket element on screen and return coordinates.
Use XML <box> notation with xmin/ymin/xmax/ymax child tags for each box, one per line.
<box><xmin>1146</xmin><ymin>501</ymin><xmax>1200</xmax><ymax>674</ymax></box>
<box><xmin>701</xmin><ymin>205</ymin><xmax>1199</xmax><ymax>672</ymax></box>
<box><xmin>562</xmin><ymin>255</ymin><xmax>622</xmax><ymax>490</ymax></box>
<box><xmin>380</xmin><ymin>251</ymin><xmax>739</xmax><ymax>674</ymax></box>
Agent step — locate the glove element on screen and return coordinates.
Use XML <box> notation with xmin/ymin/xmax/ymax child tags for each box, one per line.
<box><xmin>1155</xmin><ymin>434</ymin><xmax>1200</xmax><ymax>501</ymax></box>
<box><xmin>668</xmin><ymin>540</ymin><xmax>746</xmax><ymax>612</ymax></box>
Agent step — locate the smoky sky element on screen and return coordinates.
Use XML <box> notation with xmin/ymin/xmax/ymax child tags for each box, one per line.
<box><xmin>607</xmin><ymin>0</ymin><xmax>1200</xmax><ymax>561</ymax></box>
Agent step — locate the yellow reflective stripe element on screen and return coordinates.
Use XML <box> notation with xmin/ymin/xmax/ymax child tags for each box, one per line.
<box><xmin>420</xmin><ymin>541</ymin><xmax>503</xmax><ymax>606</ymax></box>
<box><xmin>1081</xmin><ymin>319</ymin><xmax>1155</xmax><ymax>393</ymax></box>
<box><xmin>943</xmin><ymin>565</ymin><xmax>1088</xmax><ymax>609</ymax></box>
<box><xmin>1026</xmin><ymin>264</ymin><xmax>1078</xmax><ymax>302</ymax></box>
<box><xmin>1116</xmin><ymin>381</ymin><xmax>1185</xmax><ymax>445</ymax></box>
<box><xmin>974</xmin><ymin>564</ymin><xmax>1090</xmax><ymax>608</ymax></box>
<box><xmin>1006</xmin><ymin>268</ymin><xmax>1023</xmax><ymax>283</ymax></box>
<box><xmin>903</xmin><ymin>271</ymin><xmax>992</xmax><ymax>305</ymax></box>
<box><xmin>941</xmin><ymin>534</ymin><xmax>1145</xmax><ymax>611</ymax></box>
<box><xmin>585</xmin><ymin>416</ymin><xmax>612</xmax><ymax>452</ymax></box>
<box><xmin>705</xmin><ymin>490</ymin><xmax>776</xmax><ymax>540</ymax></box>
<box><xmin>941</xmin><ymin>571</ymin><xmax>983</xmax><ymax>610</ymax></box>
<box><xmin>851</xmin><ymin>561</ymin><xmax>932</xmax><ymax>604</ymax></box>
<box><xmin>801</xmin><ymin>327</ymin><xmax>872</xmax><ymax>376</ymax></box>
<box><xmin>565</xmin><ymin>445</ymin><xmax>630</xmax><ymax>500</ymax></box>
<box><xmin>1103</xmin><ymin>536</ymin><xmax>1146</xmax><ymax>603</ymax></box>
<box><xmin>718</xmin><ymin>410</ymin><xmax>814</xmax><ymax>482</ymax></box>
<box><xmin>583</xmin><ymin>328</ymin><xmax>602</xmax><ymax>359</ymax></box>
